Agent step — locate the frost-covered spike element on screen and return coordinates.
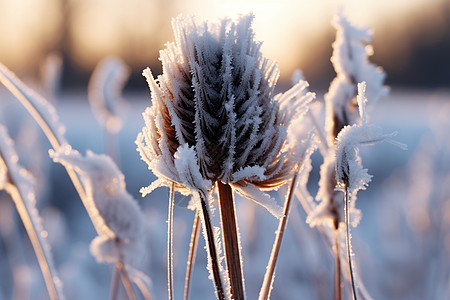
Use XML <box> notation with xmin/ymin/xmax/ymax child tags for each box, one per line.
<box><xmin>88</xmin><ymin>56</ymin><xmax>130</xmax><ymax>133</ymax></box>
<box><xmin>326</xmin><ymin>11</ymin><xmax>388</xmax><ymax>141</ymax></box>
<box><xmin>357</xmin><ymin>82</ymin><xmax>368</xmax><ymax>125</ymax></box>
<box><xmin>138</xmin><ymin>14</ymin><xmax>313</xmax><ymax>216</ymax></box>
<box><xmin>232</xmin><ymin>165</ymin><xmax>266</xmax><ymax>183</ymax></box>
<box><xmin>335</xmin><ymin>82</ymin><xmax>406</xmax><ymax>196</ymax></box>
<box><xmin>230</xmin><ymin>182</ymin><xmax>283</xmax><ymax>218</ymax></box>
<box><xmin>50</xmin><ymin>147</ymin><xmax>146</xmax><ymax>266</ymax></box>
<box><xmin>174</xmin><ymin>143</ymin><xmax>212</xmax><ymax>193</ymax></box>
<box><xmin>0</xmin><ymin>125</ymin><xmax>65</xmax><ymax>300</ymax></box>
<box><xmin>0</xmin><ymin>62</ymin><xmax>67</xmax><ymax>147</ymax></box>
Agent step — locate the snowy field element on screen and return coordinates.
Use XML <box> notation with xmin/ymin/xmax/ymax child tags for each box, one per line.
<box><xmin>0</xmin><ymin>87</ymin><xmax>448</xmax><ymax>300</ymax></box>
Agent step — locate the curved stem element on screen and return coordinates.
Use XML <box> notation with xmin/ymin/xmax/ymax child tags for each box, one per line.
<box><xmin>4</xmin><ymin>183</ymin><xmax>60</xmax><ymax>300</ymax></box>
<box><xmin>168</xmin><ymin>182</ymin><xmax>175</xmax><ymax>300</ymax></box>
<box><xmin>199</xmin><ymin>191</ymin><xmax>225</xmax><ymax>300</ymax></box>
<box><xmin>259</xmin><ymin>171</ymin><xmax>299</xmax><ymax>300</ymax></box>
<box><xmin>184</xmin><ymin>211</ymin><xmax>200</xmax><ymax>300</ymax></box>
<box><xmin>0</xmin><ymin>63</ymin><xmax>114</xmax><ymax>238</ymax></box>
<box><xmin>344</xmin><ymin>186</ymin><xmax>357</xmax><ymax>300</ymax></box>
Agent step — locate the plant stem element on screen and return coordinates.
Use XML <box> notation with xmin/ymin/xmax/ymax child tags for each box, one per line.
<box><xmin>259</xmin><ymin>171</ymin><xmax>299</xmax><ymax>300</ymax></box>
<box><xmin>168</xmin><ymin>182</ymin><xmax>175</xmax><ymax>300</ymax></box>
<box><xmin>121</xmin><ymin>264</ymin><xmax>137</xmax><ymax>300</ymax></box>
<box><xmin>334</xmin><ymin>221</ymin><xmax>342</xmax><ymax>300</ymax></box>
<box><xmin>0</xmin><ymin>63</ymin><xmax>114</xmax><ymax>238</ymax></box>
<box><xmin>199</xmin><ymin>191</ymin><xmax>225</xmax><ymax>300</ymax></box>
<box><xmin>0</xmin><ymin>153</ymin><xmax>61</xmax><ymax>300</ymax></box>
<box><xmin>4</xmin><ymin>183</ymin><xmax>60</xmax><ymax>300</ymax></box>
<box><xmin>184</xmin><ymin>211</ymin><xmax>200</xmax><ymax>300</ymax></box>
<box><xmin>110</xmin><ymin>263</ymin><xmax>121</xmax><ymax>300</ymax></box>
<box><xmin>344</xmin><ymin>185</ymin><xmax>357</xmax><ymax>300</ymax></box>
<box><xmin>217</xmin><ymin>181</ymin><xmax>244</xmax><ymax>300</ymax></box>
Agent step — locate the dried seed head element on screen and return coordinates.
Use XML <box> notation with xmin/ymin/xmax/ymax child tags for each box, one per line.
<box><xmin>136</xmin><ymin>14</ymin><xmax>313</xmax><ymax>215</ymax></box>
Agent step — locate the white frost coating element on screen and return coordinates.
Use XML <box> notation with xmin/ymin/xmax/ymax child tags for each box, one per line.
<box><xmin>50</xmin><ymin>147</ymin><xmax>145</xmax><ymax>265</ymax></box>
<box><xmin>174</xmin><ymin>144</ymin><xmax>212</xmax><ymax>192</ymax></box>
<box><xmin>88</xmin><ymin>57</ymin><xmax>130</xmax><ymax>133</ymax></box>
<box><xmin>335</xmin><ymin>82</ymin><xmax>407</xmax><ymax>197</ymax></box>
<box><xmin>230</xmin><ymin>182</ymin><xmax>283</xmax><ymax>218</ymax></box>
<box><xmin>0</xmin><ymin>62</ymin><xmax>67</xmax><ymax>146</ymax></box>
<box><xmin>0</xmin><ymin>125</ymin><xmax>65</xmax><ymax>299</ymax></box>
<box><xmin>136</xmin><ymin>14</ymin><xmax>315</xmax><ymax>217</ymax></box>
<box><xmin>324</xmin><ymin>11</ymin><xmax>388</xmax><ymax>146</ymax></box>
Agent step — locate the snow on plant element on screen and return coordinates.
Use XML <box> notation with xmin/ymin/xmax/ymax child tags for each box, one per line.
<box><xmin>136</xmin><ymin>14</ymin><xmax>314</xmax><ymax>299</ymax></box>
<box><xmin>136</xmin><ymin>13</ymin><xmax>314</xmax><ymax>217</ymax></box>
<box><xmin>88</xmin><ymin>56</ymin><xmax>130</xmax><ymax>134</ymax></box>
<box><xmin>325</xmin><ymin>10</ymin><xmax>388</xmax><ymax>144</ymax></box>
<box><xmin>335</xmin><ymin>82</ymin><xmax>407</xmax><ymax>203</ymax></box>
<box><xmin>50</xmin><ymin>146</ymin><xmax>145</xmax><ymax>266</ymax></box>
<box><xmin>0</xmin><ymin>125</ymin><xmax>64</xmax><ymax>300</ymax></box>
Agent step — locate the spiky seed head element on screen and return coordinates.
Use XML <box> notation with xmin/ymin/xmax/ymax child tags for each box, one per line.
<box><xmin>136</xmin><ymin>14</ymin><xmax>313</xmax><ymax>213</ymax></box>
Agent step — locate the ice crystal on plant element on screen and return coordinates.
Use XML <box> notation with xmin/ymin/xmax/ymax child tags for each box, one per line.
<box><xmin>136</xmin><ymin>14</ymin><xmax>314</xmax><ymax>217</ymax></box>
<box><xmin>335</xmin><ymin>82</ymin><xmax>406</xmax><ymax>197</ymax></box>
<box><xmin>88</xmin><ymin>57</ymin><xmax>130</xmax><ymax>133</ymax></box>
<box><xmin>325</xmin><ymin>11</ymin><xmax>388</xmax><ymax>145</ymax></box>
<box><xmin>50</xmin><ymin>146</ymin><xmax>145</xmax><ymax>265</ymax></box>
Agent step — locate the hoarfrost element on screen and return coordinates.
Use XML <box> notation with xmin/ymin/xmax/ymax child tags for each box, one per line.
<box><xmin>0</xmin><ymin>62</ymin><xmax>67</xmax><ymax>146</ymax></box>
<box><xmin>50</xmin><ymin>146</ymin><xmax>145</xmax><ymax>265</ymax></box>
<box><xmin>335</xmin><ymin>82</ymin><xmax>407</xmax><ymax>197</ymax></box>
<box><xmin>0</xmin><ymin>125</ymin><xmax>64</xmax><ymax>299</ymax></box>
<box><xmin>88</xmin><ymin>57</ymin><xmax>130</xmax><ymax>133</ymax></box>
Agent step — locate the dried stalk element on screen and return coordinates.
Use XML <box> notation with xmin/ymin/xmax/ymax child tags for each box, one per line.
<box><xmin>121</xmin><ymin>264</ymin><xmax>137</xmax><ymax>300</ymax></box>
<box><xmin>344</xmin><ymin>185</ymin><xmax>357</xmax><ymax>300</ymax></box>
<box><xmin>167</xmin><ymin>182</ymin><xmax>175</xmax><ymax>300</ymax></box>
<box><xmin>334</xmin><ymin>221</ymin><xmax>342</xmax><ymax>300</ymax></box>
<box><xmin>0</xmin><ymin>64</ymin><xmax>114</xmax><ymax>238</ymax></box>
<box><xmin>110</xmin><ymin>263</ymin><xmax>121</xmax><ymax>300</ymax></box>
<box><xmin>184</xmin><ymin>211</ymin><xmax>200</xmax><ymax>300</ymax></box>
<box><xmin>0</xmin><ymin>150</ymin><xmax>61</xmax><ymax>300</ymax></box>
<box><xmin>259</xmin><ymin>170</ymin><xmax>299</xmax><ymax>300</ymax></box>
<box><xmin>217</xmin><ymin>181</ymin><xmax>244</xmax><ymax>299</ymax></box>
<box><xmin>199</xmin><ymin>191</ymin><xmax>225</xmax><ymax>300</ymax></box>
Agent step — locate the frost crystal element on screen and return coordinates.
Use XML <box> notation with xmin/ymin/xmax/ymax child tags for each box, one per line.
<box><xmin>50</xmin><ymin>147</ymin><xmax>145</xmax><ymax>265</ymax></box>
<box><xmin>335</xmin><ymin>82</ymin><xmax>407</xmax><ymax>197</ymax></box>
<box><xmin>136</xmin><ymin>14</ymin><xmax>314</xmax><ymax>217</ymax></box>
<box><xmin>325</xmin><ymin>11</ymin><xmax>388</xmax><ymax>145</ymax></box>
<box><xmin>88</xmin><ymin>57</ymin><xmax>130</xmax><ymax>133</ymax></box>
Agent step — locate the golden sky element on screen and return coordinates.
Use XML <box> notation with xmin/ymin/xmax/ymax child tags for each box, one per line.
<box><xmin>0</xmin><ymin>0</ymin><xmax>445</xmax><ymax>83</ymax></box>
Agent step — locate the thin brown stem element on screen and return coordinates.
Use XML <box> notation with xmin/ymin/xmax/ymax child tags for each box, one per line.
<box><xmin>199</xmin><ymin>191</ymin><xmax>225</xmax><ymax>300</ymax></box>
<box><xmin>259</xmin><ymin>171</ymin><xmax>299</xmax><ymax>300</ymax></box>
<box><xmin>334</xmin><ymin>222</ymin><xmax>342</xmax><ymax>300</ymax></box>
<box><xmin>110</xmin><ymin>263</ymin><xmax>121</xmax><ymax>300</ymax></box>
<box><xmin>121</xmin><ymin>264</ymin><xmax>137</xmax><ymax>300</ymax></box>
<box><xmin>344</xmin><ymin>186</ymin><xmax>357</xmax><ymax>300</ymax></box>
<box><xmin>184</xmin><ymin>210</ymin><xmax>200</xmax><ymax>300</ymax></box>
<box><xmin>217</xmin><ymin>181</ymin><xmax>244</xmax><ymax>300</ymax></box>
<box><xmin>168</xmin><ymin>182</ymin><xmax>175</xmax><ymax>300</ymax></box>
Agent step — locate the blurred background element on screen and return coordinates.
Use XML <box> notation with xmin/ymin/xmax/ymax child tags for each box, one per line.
<box><xmin>0</xmin><ymin>0</ymin><xmax>449</xmax><ymax>299</ymax></box>
<box><xmin>0</xmin><ymin>0</ymin><xmax>449</xmax><ymax>91</ymax></box>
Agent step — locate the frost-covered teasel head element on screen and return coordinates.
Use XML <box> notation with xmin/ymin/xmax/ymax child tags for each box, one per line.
<box><xmin>50</xmin><ymin>146</ymin><xmax>145</xmax><ymax>265</ymax></box>
<box><xmin>136</xmin><ymin>14</ymin><xmax>314</xmax><ymax>217</ymax></box>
